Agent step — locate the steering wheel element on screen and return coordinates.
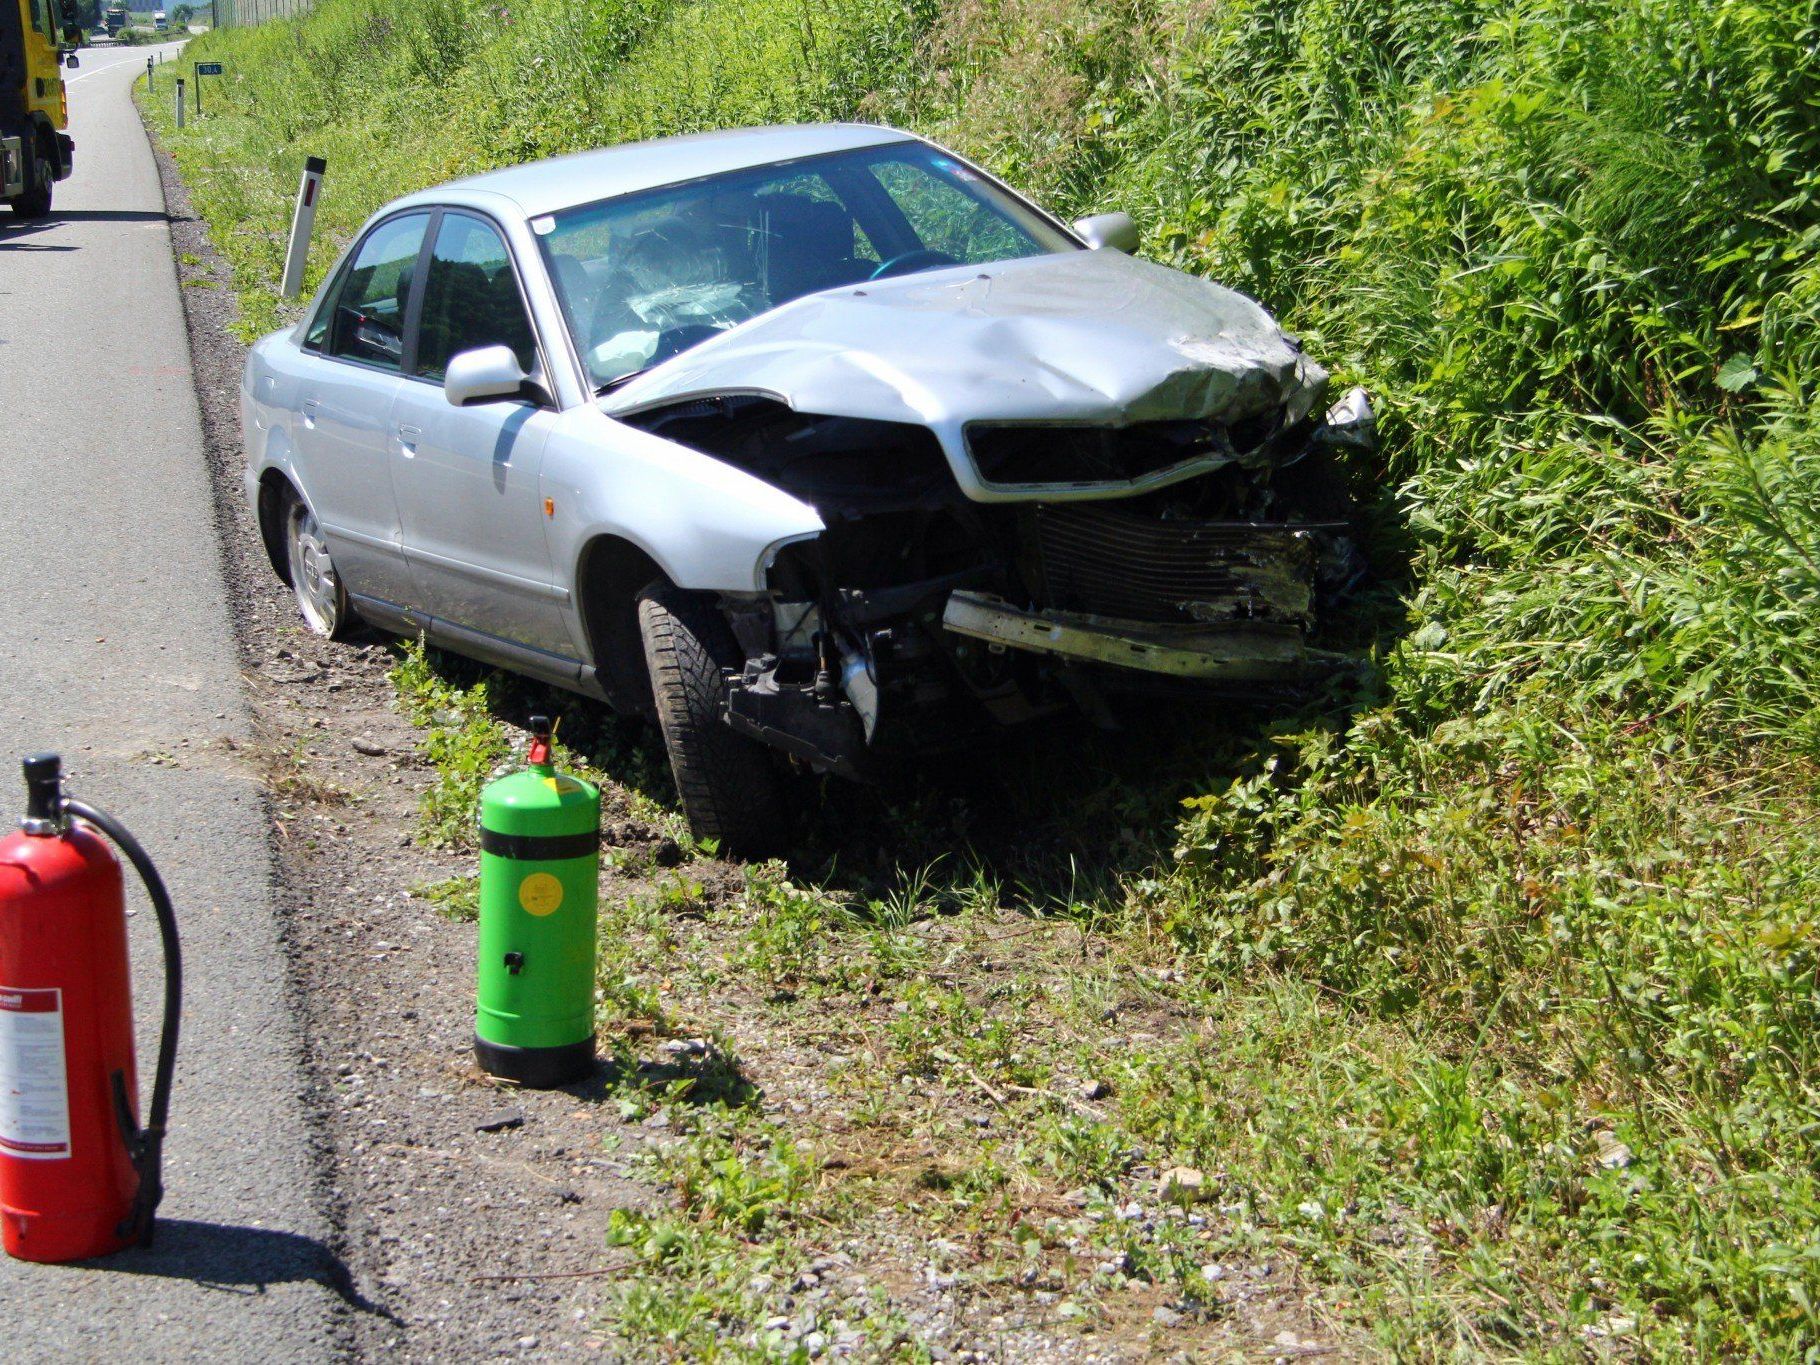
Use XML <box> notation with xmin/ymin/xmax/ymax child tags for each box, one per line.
<box><xmin>868</xmin><ymin>248</ymin><xmax>960</xmax><ymax>281</ymax></box>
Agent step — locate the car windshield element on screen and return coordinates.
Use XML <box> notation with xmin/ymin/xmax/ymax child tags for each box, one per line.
<box><xmin>535</xmin><ymin>141</ymin><xmax>1077</xmax><ymax>391</ymax></box>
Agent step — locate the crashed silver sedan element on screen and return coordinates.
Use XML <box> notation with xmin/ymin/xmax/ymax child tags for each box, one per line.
<box><xmin>242</xmin><ymin>122</ymin><xmax>1373</xmax><ymax>852</ymax></box>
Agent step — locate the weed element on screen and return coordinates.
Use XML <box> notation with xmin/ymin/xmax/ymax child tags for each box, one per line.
<box><xmin>411</xmin><ymin>874</ymin><xmax>479</xmax><ymax>921</ymax></box>
<box><xmin>388</xmin><ymin>638</ymin><xmax>509</xmax><ymax>848</ymax></box>
<box><xmin>733</xmin><ymin>864</ymin><xmax>850</xmax><ymax>993</ymax></box>
<box><xmin>257</xmin><ymin>737</ymin><xmax>355</xmax><ymax>808</ymax></box>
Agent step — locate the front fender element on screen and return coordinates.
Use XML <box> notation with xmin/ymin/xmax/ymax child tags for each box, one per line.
<box><xmin>546</xmin><ymin>408</ymin><xmax>824</xmax><ymax>595</ymax></box>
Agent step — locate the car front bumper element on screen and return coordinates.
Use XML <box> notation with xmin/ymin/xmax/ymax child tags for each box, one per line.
<box><xmin>940</xmin><ymin>590</ymin><xmax>1350</xmax><ymax>684</ymax></box>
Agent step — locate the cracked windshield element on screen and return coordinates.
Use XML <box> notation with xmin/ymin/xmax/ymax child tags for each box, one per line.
<box><xmin>536</xmin><ymin>143</ymin><xmax>1075</xmax><ymax>389</ymax></box>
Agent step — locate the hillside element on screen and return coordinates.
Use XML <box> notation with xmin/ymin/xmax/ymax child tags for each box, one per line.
<box><xmin>145</xmin><ymin>0</ymin><xmax>1820</xmax><ymax>1354</ymax></box>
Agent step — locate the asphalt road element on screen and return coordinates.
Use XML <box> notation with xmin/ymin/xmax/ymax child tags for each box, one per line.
<box><xmin>0</xmin><ymin>43</ymin><xmax>346</xmax><ymax>1359</ymax></box>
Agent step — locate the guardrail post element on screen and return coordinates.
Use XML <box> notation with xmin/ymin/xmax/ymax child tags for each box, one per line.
<box><xmin>174</xmin><ymin>78</ymin><xmax>184</xmax><ymax>129</ymax></box>
<box><xmin>280</xmin><ymin>156</ymin><xmax>326</xmax><ymax>299</ymax></box>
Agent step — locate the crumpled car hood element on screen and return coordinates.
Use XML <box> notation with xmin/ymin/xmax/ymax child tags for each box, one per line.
<box><xmin>601</xmin><ymin>248</ymin><xmax>1328</xmax><ymax>431</ymax></box>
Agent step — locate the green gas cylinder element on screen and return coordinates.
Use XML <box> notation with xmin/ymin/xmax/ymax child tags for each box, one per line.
<box><xmin>474</xmin><ymin>715</ymin><xmax>601</xmax><ymax>1088</ymax></box>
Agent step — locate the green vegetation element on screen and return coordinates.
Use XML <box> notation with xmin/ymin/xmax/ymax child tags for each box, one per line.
<box><xmin>410</xmin><ymin>872</ymin><xmax>479</xmax><ymax>920</ymax></box>
<box><xmin>144</xmin><ymin>0</ymin><xmax>1820</xmax><ymax>1352</ymax></box>
<box><xmin>390</xmin><ymin>639</ymin><xmax>512</xmax><ymax>847</ymax></box>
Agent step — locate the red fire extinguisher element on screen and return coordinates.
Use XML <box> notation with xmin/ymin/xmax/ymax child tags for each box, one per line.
<box><xmin>0</xmin><ymin>753</ymin><xmax>180</xmax><ymax>1263</ymax></box>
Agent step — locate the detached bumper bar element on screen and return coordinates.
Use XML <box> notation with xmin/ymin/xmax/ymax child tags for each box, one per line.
<box><xmin>942</xmin><ymin>591</ymin><xmax>1349</xmax><ymax>683</ymax></box>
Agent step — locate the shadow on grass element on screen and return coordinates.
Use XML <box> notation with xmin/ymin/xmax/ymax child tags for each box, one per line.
<box><xmin>382</xmin><ymin>634</ymin><xmax>680</xmax><ymax>818</ymax></box>
<box><xmin>404</xmin><ymin>655</ymin><xmax>1389</xmax><ymax>927</ymax></box>
<box><xmin>393</xmin><ymin>484</ymin><xmax>1412</xmax><ymax>927</ymax></box>
<box><xmin>564</xmin><ymin>1039</ymin><xmax>762</xmax><ymax>1112</ymax></box>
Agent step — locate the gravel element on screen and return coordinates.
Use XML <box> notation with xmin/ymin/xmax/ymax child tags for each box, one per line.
<box><xmin>150</xmin><ymin>130</ymin><xmax>656</xmax><ymax>1361</ymax></box>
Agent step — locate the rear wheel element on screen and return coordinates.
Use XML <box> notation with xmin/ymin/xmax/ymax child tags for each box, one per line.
<box><xmin>637</xmin><ymin>580</ymin><xmax>789</xmax><ymax>857</ymax></box>
<box><xmin>282</xmin><ymin>488</ymin><xmax>354</xmax><ymax>638</ymax></box>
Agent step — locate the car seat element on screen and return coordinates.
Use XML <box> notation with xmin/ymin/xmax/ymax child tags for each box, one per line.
<box><xmin>751</xmin><ymin>194</ymin><xmax>869</xmax><ymax>305</ymax></box>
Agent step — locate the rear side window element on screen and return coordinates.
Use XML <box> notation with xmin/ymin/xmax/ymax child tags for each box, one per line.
<box><xmin>414</xmin><ymin>212</ymin><xmax>538</xmax><ymax>382</ymax></box>
<box><xmin>325</xmin><ymin>213</ymin><xmax>429</xmax><ymax>371</ymax></box>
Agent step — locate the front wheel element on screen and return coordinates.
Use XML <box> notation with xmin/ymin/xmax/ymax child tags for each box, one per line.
<box><xmin>637</xmin><ymin>581</ymin><xmax>789</xmax><ymax>857</ymax></box>
<box><xmin>282</xmin><ymin>488</ymin><xmax>353</xmax><ymax>638</ymax></box>
<box><xmin>10</xmin><ymin>149</ymin><xmax>51</xmax><ymax>219</ymax></box>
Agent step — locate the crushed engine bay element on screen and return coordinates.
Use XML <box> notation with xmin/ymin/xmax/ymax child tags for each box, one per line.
<box><xmin>604</xmin><ymin>247</ymin><xmax>1375</xmax><ymax>776</ymax></box>
<box><xmin>620</xmin><ymin>383</ymin><xmax>1374</xmax><ymax>778</ymax></box>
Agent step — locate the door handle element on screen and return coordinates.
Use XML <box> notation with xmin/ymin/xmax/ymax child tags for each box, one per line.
<box><xmin>301</xmin><ymin>398</ymin><xmax>320</xmax><ymax>429</ymax></box>
<box><xmin>396</xmin><ymin>423</ymin><xmax>421</xmax><ymax>457</ymax></box>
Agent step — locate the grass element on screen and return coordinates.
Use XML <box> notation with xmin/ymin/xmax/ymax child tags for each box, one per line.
<box><xmin>141</xmin><ymin>0</ymin><xmax>1820</xmax><ymax>1352</ymax></box>
<box><xmin>411</xmin><ymin>873</ymin><xmax>479</xmax><ymax>920</ymax></box>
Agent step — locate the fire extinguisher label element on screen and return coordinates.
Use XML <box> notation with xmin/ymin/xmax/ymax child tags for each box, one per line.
<box><xmin>0</xmin><ymin>987</ymin><xmax>71</xmax><ymax>1160</ymax></box>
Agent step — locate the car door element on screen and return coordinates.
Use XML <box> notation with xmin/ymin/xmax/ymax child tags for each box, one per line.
<box><xmin>291</xmin><ymin>211</ymin><xmax>429</xmax><ymax>613</ymax></box>
<box><xmin>387</xmin><ymin>209</ymin><xmax>573</xmax><ymax>658</ymax></box>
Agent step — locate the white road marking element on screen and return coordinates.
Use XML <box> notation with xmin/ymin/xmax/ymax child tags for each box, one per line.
<box><xmin>63</xmin><ymin>41</ymin><xmax>187</xmax><ymax>83</ymax></box>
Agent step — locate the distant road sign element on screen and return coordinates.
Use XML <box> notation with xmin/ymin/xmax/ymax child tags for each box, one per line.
<box><xmin>194</xmin><ymin>61</ymin><xmax>223</xmax><ymax>74</ymax></box>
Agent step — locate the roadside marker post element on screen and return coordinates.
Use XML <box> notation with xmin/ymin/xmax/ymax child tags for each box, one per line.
<box><xmin>279</xmin><ymin>156</ymin><xmax>326</xmax><ymax>299</ymax></box>
<box><xmin>174</xmin><ymin>78</ymin><xmax>184</xmax><ymax>129</ymax></box>
<box><xmin>145</xmin><ymin>56</ymin><xmax>152</xmax><ymax>92</ymax></box>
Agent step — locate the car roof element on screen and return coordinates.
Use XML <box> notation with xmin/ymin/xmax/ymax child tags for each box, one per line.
<box><xmin>391</xmin><ymin>123</ymin><xmax>919</xmax><ymax>220</ymax></box>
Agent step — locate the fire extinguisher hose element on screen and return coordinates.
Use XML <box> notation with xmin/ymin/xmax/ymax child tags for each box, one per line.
<box><xmin>62</xmin><ymin>798</ymin><xmax>182</xmax><ymax>1249</ymax></box>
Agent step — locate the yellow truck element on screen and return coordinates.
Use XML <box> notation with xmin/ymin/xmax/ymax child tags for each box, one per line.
<box><xmin>1</xmin><ymin>0</ymin><xmax>79</xmax><ymax>218</ymax></box>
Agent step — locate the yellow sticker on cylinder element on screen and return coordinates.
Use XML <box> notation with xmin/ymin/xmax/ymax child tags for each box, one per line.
<box><xmin>518</xmin><ymin>871</ymin><xmax>564</xmax><ymax>917</ymax></box>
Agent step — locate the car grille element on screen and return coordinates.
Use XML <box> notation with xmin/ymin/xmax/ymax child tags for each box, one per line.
<box><xmin>1029</xmin><ymin>503</ymin><xmax>1321</xmax><ymax>626</ymax></box>
<box><xmin>968</xmin><ymin>417</ymin><xmax>1274</xmax><ymax>487</ymax></box>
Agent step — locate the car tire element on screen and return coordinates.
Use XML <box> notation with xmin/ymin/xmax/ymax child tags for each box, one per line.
<box><xmin>637</xmin><ymin>580</ymin><xmax>788</xmax><ymax>858</ymax></box>
<box><xmin>282</xmin><ymin>486</ymin><xmax>355</xmax><ymax>639</ymax></box>
<box><xmin>10</xmin><ymin>148</ymin><xmax>52</xmax><ymax>219</ymax></box>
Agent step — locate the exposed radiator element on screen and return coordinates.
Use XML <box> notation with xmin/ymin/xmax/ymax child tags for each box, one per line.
<box><xmin>1029</xmin><ymin>503</ymin><xmax>1322</xmax><ymax>626</ymax></box>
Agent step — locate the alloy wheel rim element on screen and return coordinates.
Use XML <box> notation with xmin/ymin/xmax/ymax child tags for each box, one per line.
<box><xmin>286</xmin><ymin>502</ymin><xmax>341</xmax><ymax>635</ymax></box>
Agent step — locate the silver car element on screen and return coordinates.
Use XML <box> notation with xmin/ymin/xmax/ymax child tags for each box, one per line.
<box><xmin>243</xmin><ymin>123</ymin><xmax>1372</xmax><ymax>853</ymax></box>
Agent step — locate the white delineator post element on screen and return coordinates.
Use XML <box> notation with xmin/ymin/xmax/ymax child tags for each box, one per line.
<box><xmin>280</xmin><ymin>156</ymin><xmax>326</xmax><ymax>299</ymax></box>
<box><xmin>174</xmin><ymin>78</ymin><xmax>184</xmax><ymax>129</ymax></box>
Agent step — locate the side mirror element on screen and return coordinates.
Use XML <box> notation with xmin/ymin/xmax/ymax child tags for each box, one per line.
<box><xmin>1072</xmin><ymin>211</ymin><xmax>1139</xmax><ymax>254</ymax></box>
<box><xmin>444</xmin><ymin>344</ymin><xmax>538</xmax><ymax>407</ymax></box>
<box><xmin>64</xmin><ymin>51</ymin><xmax>79</xmax><ymax>68</ymax></box>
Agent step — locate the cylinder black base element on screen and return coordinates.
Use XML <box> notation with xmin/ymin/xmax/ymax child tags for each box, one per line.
<box><xmin>473</xmin><ymin>1033</ymin><xmax>596</xmax><ymax>1089</ymax></box>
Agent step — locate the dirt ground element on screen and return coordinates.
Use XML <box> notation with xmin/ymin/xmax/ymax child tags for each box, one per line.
<box><xmin>150</xmin><ymin>134</ymin><xmax>1345</xmax><ymax>1364</ymax></box>
<box><xmin>151</xmin><ymin>152</ymin><xmax>665</xmax><ymax>1357</ymax></box>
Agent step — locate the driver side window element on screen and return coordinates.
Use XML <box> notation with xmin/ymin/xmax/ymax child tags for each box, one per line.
<box><xmin>413</xmin><ymin>212</ymin><xmax>538</xmax><ymax>383</ymax></box>
<box><xmin>324</xmin><ymin>213</ymin><xmax>429</xmax><ymax>372</ymax></box>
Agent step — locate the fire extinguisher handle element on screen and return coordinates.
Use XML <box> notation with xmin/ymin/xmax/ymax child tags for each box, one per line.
<box><xmin>61</xmin><ymin>798</ymin><xmax>181</xmax><ymax>1249</ymax></box>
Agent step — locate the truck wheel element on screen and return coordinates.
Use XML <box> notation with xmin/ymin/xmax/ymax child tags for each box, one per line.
<box><xmin>282</xmin><ymin>487</ymin><xmax>354</xmax><ymax>638</ymax></box>
<box><xmin>637</xmin><ymin>580</ymin><xmax>788</xmax><ymax>858</ymax></box>
<box><xmin>10</xmin><ymin>150</ymin><xmax>52</xmax><ymax>219</ymax></box>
